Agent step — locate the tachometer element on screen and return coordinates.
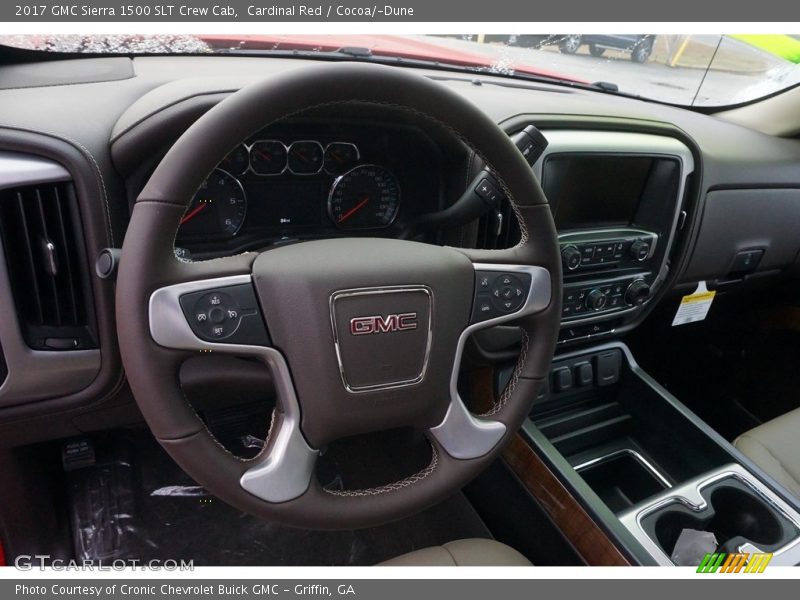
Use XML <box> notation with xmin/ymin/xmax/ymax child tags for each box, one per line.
<box><xmin>328</xmin><ymin>165</ymin><xmax>400</xmax><ymax>230</ymax></box>
<box><xmin>178</xmin><ymin>169</ymin><xmax>246</xmax><ymax>238</ymax></box>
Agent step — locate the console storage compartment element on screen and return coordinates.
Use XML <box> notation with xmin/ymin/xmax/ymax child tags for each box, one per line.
<box><xmin>575</xmin><ymin>451</ymin><xmax>669</xmax><ymax>513</ymax></box>
<box><xmin>529</xmin><ymin>347</ymin><xmax>732</xmax><ymax>514</ymax></box>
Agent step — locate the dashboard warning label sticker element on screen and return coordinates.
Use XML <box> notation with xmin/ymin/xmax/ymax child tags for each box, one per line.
<box><xmin>672</xmin><ymin>281</ymin><xmax>716</xmax><ymax>326</ymax></box>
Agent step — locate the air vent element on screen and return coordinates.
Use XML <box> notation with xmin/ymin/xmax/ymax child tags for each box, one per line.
<box><xmin>0</xmin><ymin>182</ymin><xmax>96</xmax><ymax>350</ymax></box>
<box><xmin>474</xmin><ymin>198</ymin><xmax>522</xmax><ymax>249</ymax></box>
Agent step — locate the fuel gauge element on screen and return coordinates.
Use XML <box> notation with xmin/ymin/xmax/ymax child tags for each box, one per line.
<box><xmin>324</xmin><ymin>142</ymin><xmax>360</xmax><ymax>175</ymax></box>
<box><xmin>219</xmin><ymin>144</ymin><xmax>249</xmax><ymax>176</ymax></box>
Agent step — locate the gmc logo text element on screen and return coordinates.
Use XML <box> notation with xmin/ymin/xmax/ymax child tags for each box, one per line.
<box><xmin>350</xmin><ymin>313</ymin><xmax>418</xmax><ymax>336</ymax></box>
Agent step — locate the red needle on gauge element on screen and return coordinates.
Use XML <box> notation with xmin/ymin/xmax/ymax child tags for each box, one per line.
<box><xmin>337</xmin><ymin>197</ymin><xmax>369</xmax><ymax>223</ymax></box>
<box><xmin>180</xmin><ymin>203</ymin><xmax>207</xmax><ymax>225</ymax></box>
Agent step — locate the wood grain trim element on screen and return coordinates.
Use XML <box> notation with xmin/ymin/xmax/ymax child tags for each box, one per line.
<box><xmin>503</xmin><ymin>433</ymin><xmax>631</xmax><ymax>566</ymax></box>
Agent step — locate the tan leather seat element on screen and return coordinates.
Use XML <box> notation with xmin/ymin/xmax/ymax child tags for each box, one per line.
<box><xmin>379</xmin><ymin>538</ymin><xmax>531</xmax><ymax>566</ymax></box>
<box><xmin>734</xmin><ymin>407</ymin><xmax>800</xmax><ymax>498</ymax></box>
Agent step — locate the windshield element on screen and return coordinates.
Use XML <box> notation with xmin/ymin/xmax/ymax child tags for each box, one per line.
<box><xmin>2</xmin><ymin>33</ymin><xmax>799</xmax><ymax>107</ymax></box>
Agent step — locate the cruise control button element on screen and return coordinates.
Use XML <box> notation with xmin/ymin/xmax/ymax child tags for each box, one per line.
<box><xmin>179</xmin><ymin>283</ymin><xmax>271</xmax><ymax>346</ymax></box>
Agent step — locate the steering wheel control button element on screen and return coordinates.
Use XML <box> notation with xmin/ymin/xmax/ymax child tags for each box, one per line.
<box><xmin>179</xmin><ymin>283</ymin><xmax>270</xmax><ymax>346</ymax></box>
<box><xmin>472</xmin><ymin>270</ymin><xmax>532</xmax><ymax>323</ymax></box>
<box><xmin>192</xmin><ymin>291</ymin><xmax>239</xmax><ymax>338</ymax></box>
<box><xmin>474</xmin><ymin>177</ymin><xmax>503</xmax><ymax>207</ymax></box>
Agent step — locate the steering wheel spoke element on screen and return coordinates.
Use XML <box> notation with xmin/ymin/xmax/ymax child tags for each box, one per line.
<box><xmin>148</xmin><ymin>269</ymin><xmax>320</xmax><ymax>503</ymax></box>
<box><xmin>429</xmin><ymin>262</ymin><xmax>551</xmax><ymax>460</ymax></box>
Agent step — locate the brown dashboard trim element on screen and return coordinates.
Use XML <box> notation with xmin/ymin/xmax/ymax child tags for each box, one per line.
<box><xmin>502</xmin><ymin>432</ymin><xmax>631</xmax><ymax>566</ymax></box>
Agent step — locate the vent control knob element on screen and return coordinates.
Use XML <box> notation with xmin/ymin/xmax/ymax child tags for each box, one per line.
<box><xmin>586</xmin><ymin>289</ymin><xmax>608</xmax><ymax>311</ymax></box>
<box><xmin>625</xmin><ymin>279</ymin><xmax>651</xmax><ymax>306</ymax></box>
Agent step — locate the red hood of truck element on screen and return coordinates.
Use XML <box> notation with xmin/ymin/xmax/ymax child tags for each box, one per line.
<box><xmin>199</xmin><ymin>34</ymin><xmax>586</xmax><ymax>83</ymax></box>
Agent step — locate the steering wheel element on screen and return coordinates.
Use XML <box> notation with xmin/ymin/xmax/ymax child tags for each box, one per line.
<box><xmin>116</xmin><ymin>62</ymin><xmax>562</xmax><ymax>530</ymax></box>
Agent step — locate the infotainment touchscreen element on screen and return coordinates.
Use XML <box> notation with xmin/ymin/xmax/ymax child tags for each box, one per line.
<box><xmin>543</xmin><ymin>155</ymin><xmax>655</xmax><ymax>230</ymax></box>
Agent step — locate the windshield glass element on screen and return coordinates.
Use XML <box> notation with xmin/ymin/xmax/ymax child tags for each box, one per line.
<box><xmin>2</xmin><ymin>33</ymin><xmax>799</xmax><ymax>107</ymax></box>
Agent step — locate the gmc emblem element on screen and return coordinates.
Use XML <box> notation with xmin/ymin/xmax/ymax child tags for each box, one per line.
<box><xmin>350</xmin><ymin>313</ymin><xmax>418</xmax><ymax>336</ymax></box>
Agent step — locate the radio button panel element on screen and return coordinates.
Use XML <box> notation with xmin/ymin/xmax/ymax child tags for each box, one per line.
<box><xmin>559</xmin><ymin>231</ymin><xmax>657</xmax><ymax>273</ymax></box>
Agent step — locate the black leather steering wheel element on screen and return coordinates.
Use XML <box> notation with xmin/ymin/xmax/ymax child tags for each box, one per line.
<box><xmin>116</xmin><ymin>62</ymin><xmax>562</xmax><ymax>530</ymax></box>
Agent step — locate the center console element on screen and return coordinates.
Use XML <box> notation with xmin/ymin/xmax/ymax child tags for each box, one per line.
<box><xmin>533</xmin><ymin>131</ymin><xmax>694</xmax><ymax>344</ymax></box>
<box><xmin>512</xmin><ymin>342</ymin><xmax>800</xmax><ymax>566</ymax></box>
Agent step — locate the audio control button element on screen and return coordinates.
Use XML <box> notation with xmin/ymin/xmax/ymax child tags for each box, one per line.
<box><xmin>561</xmin><ymin>245</ymin><xmax>582</xmax><ymax>271</ymax></box>
<box><xmin>472</xmin><ymin>271</ymin><xmax>532</xmax><ymax>323</ymax></box>
<box><xmin>630</xmin><ymin>239</ymin><xmax>651</xmax><ymax>261</ymax></box>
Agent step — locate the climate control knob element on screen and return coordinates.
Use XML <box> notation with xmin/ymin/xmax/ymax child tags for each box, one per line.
<box><xmin>561</xmin><ymin>245</ymin><xmax>582</xmax><ymax>271</ymax></box>
<box><xmin>586</xmin><ymin>289</ymin><xmax>608</xmax><ymax>311</ymax></box>
<box><xmin>625</xmin><ymin>279</ymin><xmax>651</xmax><ymax>306</ymax></box>
<box><xmin>629</xmin><ymin>239</ymin><xmax>651</xmax><ymax>262</ymax></box>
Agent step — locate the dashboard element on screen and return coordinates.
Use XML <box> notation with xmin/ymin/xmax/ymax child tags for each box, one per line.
<box><xmin>2</xmin><ymin>54</ymin><xmax>800</xmax><ymax>444</ymax></box>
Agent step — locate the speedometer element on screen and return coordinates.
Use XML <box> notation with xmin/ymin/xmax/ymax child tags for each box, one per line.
<box><xmin>327</xmin><ymin>165</ymin><xmax>401</xmax><ymax>230</ymax></box>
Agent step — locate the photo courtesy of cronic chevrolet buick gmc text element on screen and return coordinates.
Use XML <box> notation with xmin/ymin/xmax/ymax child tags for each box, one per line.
<box><xmin>1</xmin><ymin>33</ymin><xmax>800</xmax><ymax>567</ymax></box>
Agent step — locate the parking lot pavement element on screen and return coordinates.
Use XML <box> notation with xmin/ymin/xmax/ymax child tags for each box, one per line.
<box><xmin>420</xmin><ymin>35</ymin><xmax>800</xmax><ymax>106</ymax></box>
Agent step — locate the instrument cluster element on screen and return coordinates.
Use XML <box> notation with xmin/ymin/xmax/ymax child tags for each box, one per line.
<box><xmin>175</xmin><ymin>126</ymin><xmax>426</xmax><ymax>252</ymax></box>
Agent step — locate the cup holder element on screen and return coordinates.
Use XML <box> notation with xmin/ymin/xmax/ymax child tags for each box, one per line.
<box><xmin>643</xmin><ymin>478</ymin><xmax>799</xmax><ymax>557</ymax></box>
<box><xmin>707</xmin><ymin>487</ymin><xmax>784</xmax><ymax>546</ymax></box>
